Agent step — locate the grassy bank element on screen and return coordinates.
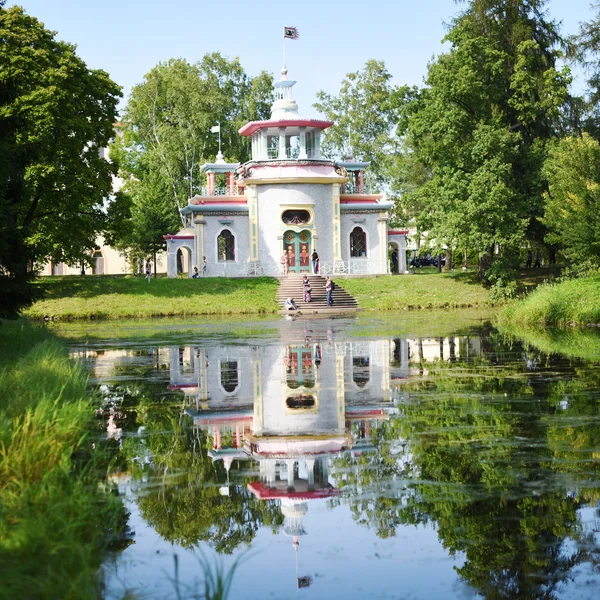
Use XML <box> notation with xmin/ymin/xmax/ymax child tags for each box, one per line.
<box><xmin>26</xmin><ymin>276</ymin><xmax>280</xmax><ymax>320</ymax></box>
<box><xmin>497</xmin><ymin>274</ymin><xmax>600</xmax><ymax>327</ymax></box>
<box><xmin>26</xmin><ymin>272</ymin><xmax>495</xmax><ymax>320</ymax></box>
<box><xmin>341</xmin><ymin>271</ymin><xmax>494</xmax><ymax>310</ymax></box>
<box><xmin>0</xmin><ymin>319</ymin><xmax>123</xmax><ymax>600</ymax></box>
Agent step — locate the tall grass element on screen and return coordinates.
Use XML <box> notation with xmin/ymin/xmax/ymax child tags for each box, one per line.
<box><xmin>0</xmin><ymin>319</ymin><xmax>124</xmax><ymax>600</ymax></box>
<box><xmin>497</xmin><ymin>275</ymin><xmax>600</xmax><ymax>327</ymax></box>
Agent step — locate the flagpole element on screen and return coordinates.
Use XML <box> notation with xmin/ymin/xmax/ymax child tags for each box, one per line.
<box><xmin>218</xmin><ymin>121</ymin><xmax>221</xmax><ymax>155</ymax></box>
<box><xmin>282</xmin><ymin>25</ymin><xmax>286</xmax><ymax>68</ymax></box>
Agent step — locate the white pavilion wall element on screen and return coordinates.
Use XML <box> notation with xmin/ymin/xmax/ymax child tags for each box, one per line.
<box><xmin>259</xmin><ymin>343</ymin><xmax>340</xmax><ymax>436</ymax></box>
<box><xmin>340</xmin><ymin>213</ymin><xmax>386</xmax><ymax>274</ymax></box>
<box><xmin>256</xmin><ymin>183</ymin><xmax>334</xmax><ymax>276</ymax></box>
<box><xmin>343</xmin><ymin>339</ymin><xmax>391</xmax><ymax>405</ymax></box>
<box><xmin>203</xmin><ymin>215</ymin><xmax>250</xmax><ymax>277</ymax></box>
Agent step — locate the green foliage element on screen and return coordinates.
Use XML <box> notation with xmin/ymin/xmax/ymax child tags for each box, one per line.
<box><xmin>113</xmin><ymin>54</ymin><xmax>273</xmax><ymax>254</ymax></box>
<box><xmin>313</xmin><ymin>60</ymin><xmax>402</xmax><ymax>186</ymax></box>
<box><xmin>542</xmin><ymin>133</ymin><xmax>600</xmax><ymax>273</ymax></box>
<box><xmin>401</xmin><ymin>0</ymin><xmax>571</xmax><ymax>279</ymax></box>
<box><xmin>0</xmin><ymin>6</ymin><xmax>121</xmax><ymax>317</ymax></box>
<box><xmin>497</xmin><ymin>273</ymin><xmax>600</xmax><ymax>325</ymax></box>
<box><xmin>0</xmin><ymin>319</ymin><xmax>125</xmax><ymax>599</ymax></box>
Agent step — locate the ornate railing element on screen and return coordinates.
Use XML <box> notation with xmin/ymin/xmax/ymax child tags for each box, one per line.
<box><xmin>341</xmin><ymin>183</ymin><xmax>377</xmax><ymax>195</ymax></box>
<box><xmin>320</xmin><ymin>259</ymin><xmax>375</xmax><ymax>275</ymax></box>
<box><xmin>211</xmin><ymin>260</ymin><xmax>265</xmax><ymax>278</ymax></box>
<box><xmin>201</xmin><ymin>185</ymin><xmax>240</xmax><ymax>196</ymax></box>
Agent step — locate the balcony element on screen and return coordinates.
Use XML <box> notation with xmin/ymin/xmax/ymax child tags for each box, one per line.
<box><xmin>341</xmin><ymin>183</ymin><xmax>377</xmax><ymax>195</ymax></box>
<box><xmin>200</xmin><ymin>184</ymin><xmax>241</xmax><ymax>196</ymax></box>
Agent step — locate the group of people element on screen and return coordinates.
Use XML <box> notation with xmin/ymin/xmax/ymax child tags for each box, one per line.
<box><xmin>280</xmin><ymin>250</ymin><xmax>320</xmax><ymax>275</ymax></box>
<box><xmin>525</xmin><ymin>250</ymin><xmax>541</xmax><ymax>269</ymax></box>
<box><xmin>192</xmin><ymin>257</ymin><xmax>208</xmax><ymax>279</ymax></box>
<box><xmin>284</xmin><ymin>275</ymin><xmax>335</xmax><ymax>311</ymax></box>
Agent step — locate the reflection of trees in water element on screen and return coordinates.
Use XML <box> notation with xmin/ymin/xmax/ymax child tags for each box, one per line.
<box><xmin>118</xmin><ymin>407</ymin><xmax>283</xmax><ymax>554</ymax></box>
<box><xmin>332</xmin><ymin>341</ymin><xmax>600</xmax><ymax>598</ymax></box>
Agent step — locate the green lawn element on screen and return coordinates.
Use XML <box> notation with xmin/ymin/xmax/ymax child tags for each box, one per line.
<box><xmin>26</xmin><ymin>275</ymin><xmax>280</xmax><ymax>319</ymax></box>
<box><xmin>24</xmin><ymin>272</ymin><xmax>497</xmax><ymax>320</ymax></box>
<box><xmin>341</xmin><ymin>271</ymin><xmax>494</xmax><ymax>310</ymax></box>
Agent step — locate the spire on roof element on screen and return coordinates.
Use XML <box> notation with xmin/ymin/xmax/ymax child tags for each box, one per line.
<box><xmin>271</xmin><ymin>66</ymin><xmax>300</xmax><ymax>120</ymax></box>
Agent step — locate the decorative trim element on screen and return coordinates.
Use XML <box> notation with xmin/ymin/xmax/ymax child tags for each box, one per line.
<box><xmin>217</xmin><ymin>217</ymin><xmax>233</xmax><ymax>224</ymax></box>
<box><xmin>351</xmin><ymin>215</ymin><xmax>365</xmax><ymax>223</ymax></box>
<box><xmin>388</xmin><ymin>230</ymin><xmax>409</xmax><ymax>235</ymax></box>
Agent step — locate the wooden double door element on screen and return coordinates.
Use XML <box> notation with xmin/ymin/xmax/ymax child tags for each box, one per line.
<box><xmin>284</xmin><ymin>230</ymin><xmax>311</xmax><ymax>273</ymax></box>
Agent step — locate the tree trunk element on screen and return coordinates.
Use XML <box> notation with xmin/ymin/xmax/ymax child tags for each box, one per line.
<box><xmin>153</xmin><ymin>250</ymin><xmax>157</xmax><ymax>278</ymax></box>
<box><xmin>437</xmin><ymin>254</ymin><xmax>442</xmax><ymax>273</ymax></box>
<box><xmin>443</xmin><ymin>249</ymin><xmax>452</xmax><ymax>272</ymax></box>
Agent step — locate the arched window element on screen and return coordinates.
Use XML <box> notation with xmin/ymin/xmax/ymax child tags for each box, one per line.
<box><xmin>217</xmin><ymin>230</ymin><xmax>235</xmax><ymax>262</ymax></box>
<box><xmin>350</xmin><ymin>227</ymin><xmax>367</xmax><ymax>257</ymax></box>
<box><xmin>220</xmin><ymin>360</ymin><xmax>239</xmax><ymax>393</ymax></box>
<box><xmin>352</xmin><ymin>356</ymin><xmax>370</xmax><ymax>388</ymax></box>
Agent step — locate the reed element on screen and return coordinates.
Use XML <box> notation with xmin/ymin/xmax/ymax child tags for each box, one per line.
<box><xmin>497</xmin><ymin>275</ymin><xmax>600</xmax><ymax>327</ymax></box>
<box><xmin>0</xmin><ymin>319</ymin><xmax>124</xmax><ymax>600</ymax></box>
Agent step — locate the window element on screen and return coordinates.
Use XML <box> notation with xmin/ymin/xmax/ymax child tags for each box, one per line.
<box><xmin>220</xmin><ymin>360</ymin><xmax>239</xmax><ymax>393</ymax></box>
<box><xmin>218</xmin><ymin>230</ymin><xmax>235</xmax><ymax>261</ymax></box>
<box><xmin>282</xmin><ymin>210</ymin><xmax>311</xmax><ymax>225</ymax></box>
<box><xmin>353</xmin><ymin>357</ymin><xmax>370</xmax><ymax>388</ymax></box>
<box><xmin>286</xmin><ymin>395</ymin><xmax>316</xmax><ymax>409</ymax></box>
<box><xmin>350</xmin><ymin>227</ymin><xmax>367</xmax><ymax>257</ymax></box>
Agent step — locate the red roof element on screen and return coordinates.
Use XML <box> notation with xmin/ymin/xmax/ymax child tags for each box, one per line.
<box><xmin>239</xmin><ymin>119</ymin><xmax>333</xmax><ymax>137</ymax></box>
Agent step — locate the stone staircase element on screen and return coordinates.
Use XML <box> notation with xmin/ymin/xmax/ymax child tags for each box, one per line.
<box><xmin>277</xmin><ymin>274</ymin><xmax>359</xmax><ymax>314</ymax></box>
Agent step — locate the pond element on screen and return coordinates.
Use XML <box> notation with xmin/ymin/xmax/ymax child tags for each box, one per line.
<box><xmin>62</xmin><ymin>312</ymin><xmax>600</xmax><ymax>599</ymax></box>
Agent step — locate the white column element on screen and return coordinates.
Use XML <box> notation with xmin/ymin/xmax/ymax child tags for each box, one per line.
<box><xmin>261</xmin><ymin>130</ymin><xmax>267</xmax><ymax>159</ymax></box>
<box><xmin>278</xmin><ymin>127</ymin><xmax>286</xmax><ymax>159</ymax></box>
<box><xmin>306</xmin><ymin>458</ymin><xmax>315</xmax><ymax>486</ymax></box>
<box><xmin>315</xmin><ymin>132</ymin><xmax>321</xmax><ymax>159</ymax></box>
<box><xmin>286</xmin><ymin>459</ymin><xmax>295</xmax><ymax>486</ymax></box>
<box><xmin>299</xmin><ymin>127</ymin><xmax>307</xmax><ymax>159</ymax></box>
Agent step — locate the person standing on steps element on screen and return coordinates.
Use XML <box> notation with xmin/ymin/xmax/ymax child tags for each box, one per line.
<box><xmin>303</xmin><ymin>275</ymin><xmax>312</xmax><ymax>303</ymax></box>
<box><xmin>311</xmin><ymin>250</ymin><xmax>319</xmax><ymax>274</ymax></box>
<box><xmin>280</xmin><ymin>251</ymin><xmax>289</xmax><ymax>276</ymax></box>
<box><xmin>145</xmin><ymin>259</ymin><xmax>152</xmax><ymax>283</ymax></box>
<box><xmin>325</xmin><ymin>276</ymin><xmax>334</xmax><ymax>307</ymax></box>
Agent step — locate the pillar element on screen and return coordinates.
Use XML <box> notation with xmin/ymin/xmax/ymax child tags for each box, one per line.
<box><xmin>332</xmin><ymin>184</ymin><xmax>342</xmax><ymax>262</ymax></box>
<box><xmin>278</xmin><ymin>127</ymin><xmax>286</xmax><ymax>159</ymax></box>
<box><xmin>359</xmin><ymin>170</ymin><xmax>365</xmax><ymax>193</ymax></box>
<box><xmin>194</xmin><ymin>217</ymin><xmax>204</xmax><ymax>272</ymax></box>
<box><xmin>299</xmin><ymin>127</ymin><xmax>307</xmax><ymax>159</ymax></box>
<box><xmin>378</xmin><ymin>214</ymin><xmax>388</xmax><ymax>274</ymax></box>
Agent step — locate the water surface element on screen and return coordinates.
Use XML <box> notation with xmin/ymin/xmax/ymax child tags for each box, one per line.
<box><xmin>65</xmin><ymin>313</ymin><xmax>600</xmax><ymax>599</ymax></box>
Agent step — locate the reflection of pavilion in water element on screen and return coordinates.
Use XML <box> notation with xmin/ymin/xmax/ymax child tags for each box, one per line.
<box><xmin>167</xmin><ymin>324</ymin><xmax>414</xmax><ymax>585</ymax></box>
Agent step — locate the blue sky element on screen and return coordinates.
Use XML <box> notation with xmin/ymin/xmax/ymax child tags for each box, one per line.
<box><xmin>7</xmin><ymin>0</ymin><xmax>596</xmax><ymax>119</ymax></box>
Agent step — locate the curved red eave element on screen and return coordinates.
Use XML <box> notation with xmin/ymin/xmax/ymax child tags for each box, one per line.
<box><xmin>247</xmin><ymin>481</ymin><xmax>340</xmax><ymax>500</ymax></box>
<box><xmin>239</xmin><ymin>119</ymin><xmax>334</xmax><ymax>137</ymax></box>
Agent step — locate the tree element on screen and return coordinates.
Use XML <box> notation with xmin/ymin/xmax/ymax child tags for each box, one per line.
<box><xmin>401</xmin><ymin>0</ymin><xmax>571</xmax><ymax>281</ymax></box>
<box><xmin>0</xmin><ymin>6</ymin><xmax>121</xmax><ymax>316</ymax></box>
<box><xmin>542</xmin><ymin>133</ymin><xmax>600</xmax><ymax>272</ymax></box>
<box><xmin>313</xmin><ymin>60</ymin><xmax>403</xmax><ymax>188</ymax></box>
<box><xmin>115</xmin><ymin>54</ymin><xmax>272</xmax><ymax>249</ymax></box>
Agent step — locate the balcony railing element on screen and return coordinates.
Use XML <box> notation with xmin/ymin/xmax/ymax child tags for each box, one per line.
<box><xmin>201</xmin><ymin>184</ymin><xmax>240</xmax><ymax>196</ymax></box>
<box><xmin>320</xmin><ymin>259</ymin><xmax>375</xmax><ymax>275</ymax></box>
<box><xmin>341</xmin><ymin>183</ymin><xmax>377</xmax><ymax>195</ymax></box>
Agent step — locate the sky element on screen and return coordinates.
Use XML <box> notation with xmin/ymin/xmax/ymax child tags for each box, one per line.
<box><xmin>7</xmin><ymin>0</ymin><xmax>597</xmax><ymax>120</ymax></box>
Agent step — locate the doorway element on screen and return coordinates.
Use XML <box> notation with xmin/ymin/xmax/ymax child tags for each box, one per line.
<box><xmin>284</xmin><ymin>230</ymin><xmax>311</xmax><ymax>274</ymax></box>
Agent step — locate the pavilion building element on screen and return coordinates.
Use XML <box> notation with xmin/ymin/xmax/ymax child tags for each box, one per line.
<box><xmin>165</xmin><ymin>67</ymin><xmax>407</xmax><ymax>277</ymax></box>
